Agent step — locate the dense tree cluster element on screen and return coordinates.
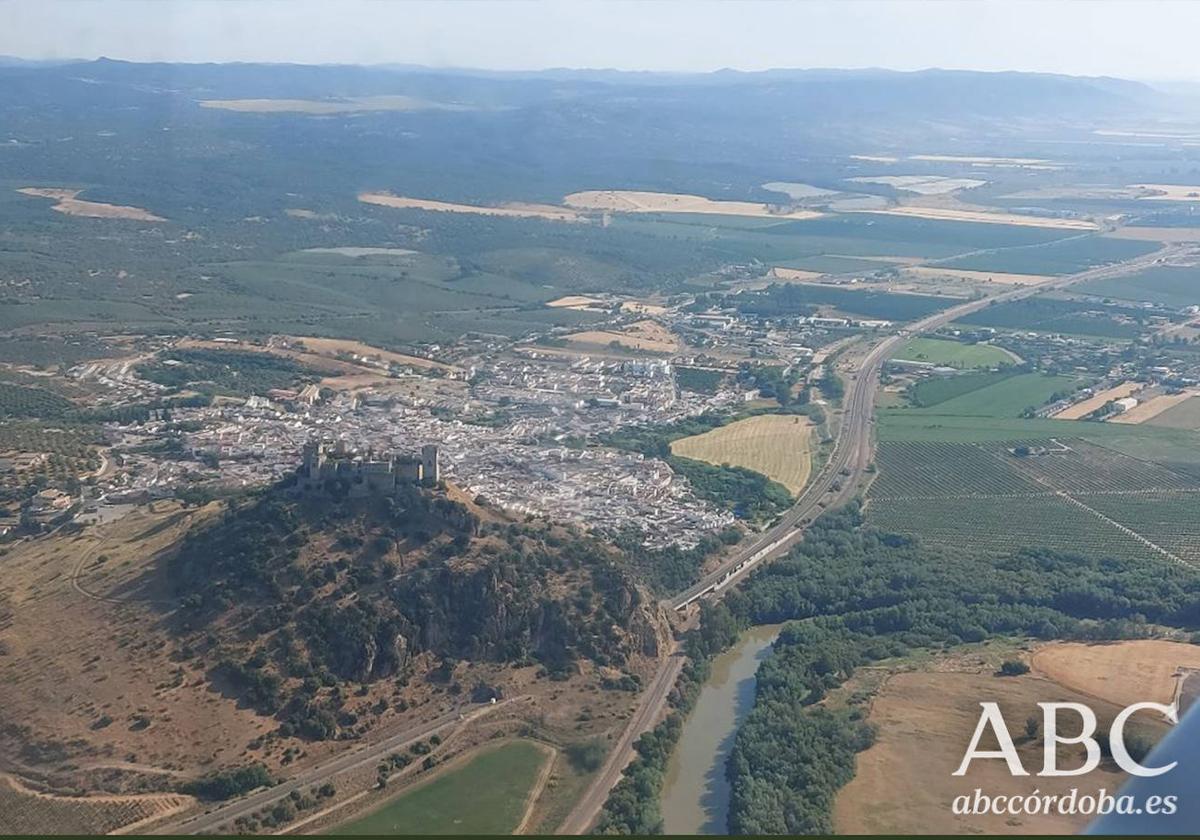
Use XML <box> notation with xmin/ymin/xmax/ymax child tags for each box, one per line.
<box><xmin>169</xmin><ymin>484</ymin><xmax>659</xmax><ymax>739</ymax></box>
<box><xmin>719</xmin><ymin>503</ymin><xmax>1200</xmax><ymax>834</ymax></box>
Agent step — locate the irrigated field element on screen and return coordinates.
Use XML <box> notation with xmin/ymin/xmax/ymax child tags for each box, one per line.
<box><xmin>939</xmin><ymin>236</ymin><xmax>1158</xmax><ymax>276</ymax></box>
<box><xmin>868</xmin><ymin>438</ymin><xmax>1200</xmax><ymax>564</ymax></box>
<box><xmin>333</xmin><ymin>741</ymin><xmax>550</xmax><ymax>835</ymax></box>
<box><xmin>908</xmin><ymin>372</ymin><xmax>1077</xmax><ymax>417</ymax></box>
<box><xmin>1075</xmin><ymin>265</ymin><xmax>1200</xmax><ymax>309</ymax></box>
<box><xmin>670</xmin><ymin>414</ymin><xmax>813</xmax><ymax>494</ymax></box>
<box><xmin>891</xmin><ymin>337</ymin><xmax>1014</xmax><ymax>369</ymax></box>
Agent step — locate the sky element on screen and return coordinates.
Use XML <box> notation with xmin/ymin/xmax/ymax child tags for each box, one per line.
<box><xmin>4</xmin><ymin>0</ymin><xmax>1200</xmax><ymax>81</ymax></box>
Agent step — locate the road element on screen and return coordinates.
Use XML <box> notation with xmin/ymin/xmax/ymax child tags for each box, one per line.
<box><xmin>153</xmin><ymin>699</ymin><xmax>522</xmax><ymax>835</ymax></box>
<box><xmin>556</xmin><ymin>649</ymin><xmax>686</xmax><ymax>834</ymax></box>
<box><xmin>669</xmin><ymin>242</ymin><xmax>1185</xmax><ymax>611</ymax></box>
<box><xmin>558</xmin><ymin>241</ymin><xmax>1182</xmax><ymax>833</ymax></box>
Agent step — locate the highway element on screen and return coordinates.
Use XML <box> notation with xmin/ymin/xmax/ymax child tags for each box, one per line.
<box><xmin>558</xmin><ymin>241</ymin><xmax>1182</xmax><ymax>834</ymax></box>
<box><xmin>668</xmin><ymin>242</ymin><xmax>1185</xmax><ymax>611</ymax></box>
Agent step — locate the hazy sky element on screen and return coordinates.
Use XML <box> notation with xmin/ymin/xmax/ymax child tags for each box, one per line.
<box><xmin>4</xmin><ymin>0</ymin><xmax>1200</xmax><ymax>80</ymax></box>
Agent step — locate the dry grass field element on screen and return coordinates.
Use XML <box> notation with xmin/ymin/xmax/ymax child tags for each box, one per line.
<box><xmin>854</xmin><ymin>204</ymin><xmax>1097</xmax><ymax>229</ymax></box>
<box><xmin>562</xmin><ymin>190</ymin><xmax>823</xmax><ymax>219</ymax></box>
<box><xmin>833</xmin><ymin>640</ymin><xmax>1182</xmax><ymax>836</ymax></box>
<box><xmin>358</xmin><ymin>193</ymin><xmax>582</xmax><ymax>221</ymax></box>
<box><xmin>16</xmin><ymin>188</ymin><xmax>165</xmax><ymax>222</ymax></box>
<box><xmin>283</xmin><ymin>335</ymin><xmax>454</xmax><ymax>372</ymax></box>
<box><xmin>0</xmin><ymin>774</ymin><xmax>193</xmax><ymax>835</ymax></box>
<box><xmin>670</xmin><ymin>414</ymin><xmax>813</xmax><ymax>494</ymax></box>
<box><xmin>1146</xmin><ymin>395</ymin><xmax>1200</xmax><ymax>430</ymax></box>
<box><xmin>1105</xmin><ymin>227</ymin><xmax>1200</xmax><ymax>243</ymax></box>
<box><xmin>900</xmin><ymin>265</ymin><xmax>1055</xmax><ymax>286</ymax></box>
<box><xmin>1052</xmin><ymin>381</ymin><xmax>1141</xmax><ymax>420</ymax></box>
<box><xmin>546</xmin><ymin>295</ymin><xmax>607</xmax><ymax>310</ymax></box>
<box><xmin>1031</xmin><ymin>640</ymin><xmax>1200</xmax><ymax>708</ymax></box>
<box><xmin>1110</xmin><ymin>390</ymin><xmax>1197</xmax><ymax>424</ymax></box>
<box><xmin>563</xmin><ymin>319</ymin><xmax>679</xmax><ymax>353</ymax></box>
<box><xmin>1131</xmin><ymin>183</ymin><xmax>1200</xmax><ymax>201</ymax></box>
<box><xmin>770</xmin><ymin>267</ymin><xmax>825</xmax><ymax>282</ymax></box>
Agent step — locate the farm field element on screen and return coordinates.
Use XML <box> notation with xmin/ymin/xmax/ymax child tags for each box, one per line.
<box><xmin>910</xmin><ymin>372</ymin><xmax>1077</xmax><ymax>417</ymax></box>
<box><xmin>1111</xmin><ymin>391</ymin><xmax>1196</xmax><ymax>424</ymax></box>
<box><xmin>0</xmin><ymin>775</ymin><xmax>193</xmax><ymax>835</ymax></box>
<box><xmin>1147</xmin><ymin>395</ymin><xmax>1200</xmax><ymax>430</ymax></box>
<box><xmin>333</xmin><ymin>741</ymin><xmax>550</xmax><ymax>835</ymax></box>
<box><xmin>670</xmin><ymin>414</ymin><xmax>813</xmax><ymax>494</ymax></box>
<box><xmin>607</xmin><ymin>211</ymin><xmax>1078</xmax><ymax>265</ymax></box>
<box><xmin>852</xmin><ymin>204</ymin><xmax>1099</xmax><ymax>229</ymax></box>
<box><xmin>562</xmin><ymin>190</ymin><xmax>823</xmax><ymax>220</ymax></box>
<box><xmin>833</xmin><ymin>641</ymin><xmax>1174</xmax><ymax>835</ymax></box>
<box><xmin>562</xmin><ymin>320</ymin><xmax>679</xmax><ymax>353</ymax></box>
<box><xmin>16</xmin><ymin>187</ymin><xmax>166</xmax><ymax>222</ymax></box>
<box><xmin>939</xmin><ymin>236</ymin><xmax>1159</xmax><ymax>276</ymax></box>
<box><xmin>358</xmin><ymin>193</ymin><xmax>582</xmax><ymax>221</ymax></box>
<box><xmin>899</xmin><ymin>265</ymin><xmax>1053</xmax><ymax>286</ymax></box>
<box><xmin>890</xmin><ymin>337</ymin><xmax>1014</xmax><ymax>369</ymax></box>
<box><xmin>1052</xmin><ymin>381</ymin><xmax>1141</xmax><ymax>420</ymax></box>
<box><xmin>869</xmin><ymin>438</ymin><xmax>1200</xmax><ymax>564</ymax></box>
<box><xmin>955</xmin><ymin>295</ymin><xmax>1152</xmax><ymax>338</ymax></box>
<box><xmin>1075</xmin><ymin>265</ymin><xmax>1200</xmax><ymax>309</ymax></box>
<box><xmin>774</xmin><ymin>254</ymin><xmax>902</xmax><ymax>274</ymax></box>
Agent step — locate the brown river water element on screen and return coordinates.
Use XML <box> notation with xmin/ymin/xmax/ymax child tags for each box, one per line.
<box><xmin>659</xmin><ymin>624</ymin><xmax>782</xmax><ymax>834</ymax></box>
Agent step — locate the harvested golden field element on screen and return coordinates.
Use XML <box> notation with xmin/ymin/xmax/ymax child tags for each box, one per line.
<box><xmin>546</xmin><ymin>295</ymin><xmax>607</xmax><ymax>310</ymax></box>
<box><xmin>1110</xmin><ymin>390</ymin><xmax>1197</xmax><ymax>424</ymax></box>
<box><xmin>0</xmin><ymin>774</ymin><xmax>192</xmax><ymax>835</ymax></box>
<box><xmin>1130</xmin><ymin>183</ymin><xmax>1200</xmax><ymax>201</ymax></box>
<box><xmin>1146</xmin><ymin>395</ymin><xmax>1200</xmax><ymax>430</ymax></box>
<box><xmin>900</xmin><ymin>265</ymin><xmax>1054</xmax><ymax>286</ymax></box>
<box><xmin>283</xmin><ymin>335</ymin><xmax>454</xmax><ymax>372</ymax></box>
<box><xmin>833</xmin><ymin>640</ymin><xmax>1177</xmax><ymax>836</ymax></box>
<box><xmin>16</xmin><ymin>188</ymin><xmax>165</xmax><ymax>222</ymax></box>
<box><xmin>358</xmin><ymin>193</ymin><xmax>582</xmax><ymax>221</ymax></box>
<box><xmin>670</xmin><ymin>414</ymin><xmax>812</xmax><ymax>494</ymax></box>
<box><xmin>854</xmin><ymin>204</ymin><xmax>1097</xmax><ymax>229</ymax></box>
<box><xmin>562</xmin><ymin>190</ymin><xmax>823</xmax><ymax>219</ymax></box>
<box><xmin>563</xmin><ymin>320</ymin><xmax>679</xmax><ymax>353</ymax></box>
<box><xmin>620</xmin><ymin>300</ymin><xmax>668</xmax><ymax>315</ymax></box>
<box><xmin>1106</xmin><ymin>226</ymin><xmax>1200</xmax><ymax>242</ymax></box>
<box><xmin>1052</xmin><ymin>381</ymin><xmax>1141</xmax><ymax>420</ymax></box>
<box><xmin>1031</xmin><ymin>640</ymin><xmax>1200</xmax><ymax>708</ymax></box>
<box><xmin>770</xmin><ymin>267</ymin><xmax>824</xmax><ymax>282</ymax></box>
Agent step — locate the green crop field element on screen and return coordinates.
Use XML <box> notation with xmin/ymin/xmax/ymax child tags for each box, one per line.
<box><xmin>904</xmin><ymin>372</ymin><xmax>1077</xmax><ymax>417</ymax></box>
<box><xmin>891</xmin><ymin>337</ymin><xmax>1014</xmax><ymax>369</ymax></box>
<box><xmin>937</xmin><ymin>235</ymin><xmax>1159</xmax><ymax>276</ymax></box>
<box><xmin>869</xmin><ymin>437</ymin><xmax>1200</xmax><ymax>565</ymax></box>
<box><xmin>955</xmin><ymin>295</ymin><xmax>1154</xmax><ymax>338</ymax></box>
<box><xmin>773</xmin><ymin>254</ymin><xmax>898</xmax><ymax>275</ymax></box>
<box><xmin>333</xmin><ymin>741</ymin><xmax>548</xmax><ymax>835</ymax></box>
<box><xmin>1075</xmin><ymin>265</ymin><xmax>1200</xmax><ymax>309</ymax></box>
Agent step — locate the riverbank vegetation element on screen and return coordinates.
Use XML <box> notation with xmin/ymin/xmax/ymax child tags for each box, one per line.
<box><xmin>719</xmin><ymin>502</ymin><xmax>1200</xmax><ymax>834</ymax></box>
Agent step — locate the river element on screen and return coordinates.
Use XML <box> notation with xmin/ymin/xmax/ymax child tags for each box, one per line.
<box><xmin>659</xmin><ymin>624</ymin><xmax>782</xmax><ymax>834</ymax></box>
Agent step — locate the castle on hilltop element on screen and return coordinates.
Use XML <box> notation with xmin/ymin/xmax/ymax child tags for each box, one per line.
<box><xmin>296</xmin><ymin>440</ymin><xmax>440</xmax><ymax>496</ymax></box>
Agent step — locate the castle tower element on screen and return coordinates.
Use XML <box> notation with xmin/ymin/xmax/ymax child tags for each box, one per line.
<box><xmin>421</xmin><ymin>444</ymin><xmax>440</xmax><ymax>483</ymax></box>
